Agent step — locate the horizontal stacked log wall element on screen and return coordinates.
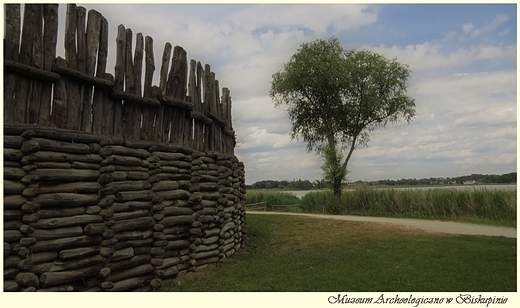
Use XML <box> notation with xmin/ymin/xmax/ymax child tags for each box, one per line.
<box><xmin>3</xmin><ymin>3</ymin><xmax>236</xmax><ymax>155</ymax></box>
<box><xmin>3</xmin><ymin>124</ymin><xmax>247</xmax><ymax>291</ymax></box>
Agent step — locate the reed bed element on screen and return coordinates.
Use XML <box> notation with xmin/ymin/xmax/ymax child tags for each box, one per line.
<box><xmin>297</xmin><ymin>188</ymin><xmax>516</xmax><ymax>227</ymax></box>
<box><xmin>245</xmin><ymin>190</ymin><xmax>301</xmax><ymax>211</ymax></box>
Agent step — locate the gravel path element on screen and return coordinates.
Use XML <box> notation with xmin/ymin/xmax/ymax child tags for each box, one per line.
<box><xmin>247</xmin><ymin>211</ymin><xmax>517</xmax><ymax>238</ymax></box>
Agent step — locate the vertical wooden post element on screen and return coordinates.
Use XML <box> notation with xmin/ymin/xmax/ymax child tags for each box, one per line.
<box><xmin>221</xmin><ymin>88</ymin><xmax>233</xmax><ymax>154</ymax></box>
<box><xmin>84</xmin><ymin>9</ymin><xmax>102</xmax><ymax>134</ymax></box>
<box><xmin>187</xmin><ymin>59</ymin><xmax>199</xmax><ymax>149</ymax></box>
<box><xmin>78</xmin><ymin>6</ymin><xmax>94</xmax><ymax>133</ymax></box>
<box><xmin>90</xmin><ymin>10</ymin><xmax>108</xmax><ymax>135</ymax></box>
<box><xmin>51</xmin><ymin>57</ymin><xmax>69</xmax><ymax>128</ymax></box>
<box><xmin>141</xmin><ymin>36</ymin><xmax>156</xmax><ymax>140</ymax></box>
<box><xmin>156</xmin><ymin>42</ymin><xmax>173</xmax><ymax>142</ymax></box>
<box><xmin>131</xmin><ymin>33</ymin><xmax>144</xmax><ymax>140</ymax></box>
<box><xmin>196</xmin><ymin>62</ymin><xmax>205</xmax><ymax>151</ymax></box>
<box><xmin>18</xmin><ymin>4</ymin><xmax>44</xmax><ymax>124</ymax></box>
<box><xmin>113</xmin><ymin>24</ymin><xmax>126</xmax><ymax>138</ymax></box>
<box><xmin>203</xmin><ymin>64</ymin><xmax>213</xmax><ymax>151</ymax></box>
<box><xmin>64</xmin><ymin>4</ymin><xmax>82</xmax><ymax>130</ymax></box>
<box><xmin>166</xmin><ymin>46</ymin><xmax>188</xmax><ymax>145</ymax></box>
<box><xmin>39</xmin><ymin>4</ymin><xmax>59</xmax><ymax>126</ymax></box>
<box><xmin>3</xmin><ymin>4</ymin><xmax>21</xmax><ymax>123</ymax></box>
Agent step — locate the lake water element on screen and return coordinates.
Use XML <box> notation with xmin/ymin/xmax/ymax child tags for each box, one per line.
<box><xmin>286</xmin><ymin>184</ymin><xmax>517</xmax><ymax>198</ymax></box>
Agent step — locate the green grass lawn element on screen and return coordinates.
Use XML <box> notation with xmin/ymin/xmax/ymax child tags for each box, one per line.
<box><xmin>160</xmin><ymin>214</ymin><xmax>516</xmax><ymax>292</ymax></box>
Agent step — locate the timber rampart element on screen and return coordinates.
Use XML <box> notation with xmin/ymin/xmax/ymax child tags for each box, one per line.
<box><xmin>3</xmin><ymin>3</ymin><xmax>247</xmax><ymax>291</ymax></box>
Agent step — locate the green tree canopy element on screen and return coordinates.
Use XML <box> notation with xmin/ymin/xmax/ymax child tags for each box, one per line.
<box><xmin>270</xmin><ymin>37</ymin><xmax>416</xmax><ymax>205</ymax></box>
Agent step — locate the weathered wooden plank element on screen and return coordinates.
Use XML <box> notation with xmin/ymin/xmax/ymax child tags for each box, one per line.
<box><xmin>141</xmin><ymin>36</ymin><xmax>157</xmax><ymax>140</ymax></box>
<box><xmin>111</xmin><ymin>217</ymin><xmax>154</xmax><ymax>232</ymax></box>
<box><xmin>37</xmin><ymin>207</ymin><xmax>84</xmax><ymax>219</ymax></box>
<box><xmin>99</xmin><ymin>145</ymin><xmax>150</xmax><ymax>159</ymax></box>
<box><xmin>30</xmin><ymin>169</ymin><xmax>100</xmax><ymax>182</ymax></box>
<box><xmin>113</xmin><ymin>24</ymin><xmax>126</xmax><ymax>137</ymax></box>
<box><xmin>221</xmin><ymin>87</ymin><xmax>233</xmax><ymax>154</ymax></box>
<box><xmin>122</xmin><ymin>28</ymin><xmax>136</xmax><ymax>139</ymax></box>
<box><xmin>32</xmin><ymin>215</ymin><xmax>103</xmax><ymax>229</ymax></box>
<box><xmin>39</xmin><ymin>4</ymin><xmax>59</xmax><ymax>126</ymax></box>
<box><xmin>106</xmin><ymin>180</ymin><xmax>152</xmax><ymax>192</ymax></box>
<box><xmin>40</xmin><ymin>264</ymin><xmax>103</xmax><ymax>287</ymax></box>
<box><xmin>92</xmin><ymin>14</ymin><xmax>109</xmax><ymax>134</ymax></box>
<box><xmin>52</xmin><ymin>58</ymin><xmax>114</xmax><ymax>89</ymax></box>
<box><xmin>78</xmin><ymin>5</ymin><xmax>93</xmax><ymax>132</ymax></box>
<box><xmin>32</xmin><ymin>226</ymin><xmax>84</xmax><ymax>240</ymax></box>
<box><xmin>85</xmin><ymin>10</ymin><xmax>102</xmax><ymax>78</ymax></box>
<box><xmin>194</xmin><ymin>62</ymin><xmax>205</xmax><ymax>150</ymax></box>
<box><xmin>132</xmin><ymin>32</ymin><xmax>144</xmax><ymax>139</ymax></box>
<box><xmin>83</xmin><ymin>4</ymin><xmax>100</xmax><ymax>131</ymax></box>
<box><xmin>50</xmin><ymin>58</ymin><xmax>69</xmax><ymax>128</ymax></box>
<box><xmin>63</xmin><ymin>4</ymin><xmax>82</xmax><ymax>130</ymax></box>
<box><xmin>115</xmin><ymin>190</ymin><xmax>154</xmax><ymax>202</ymax></box>
<box><xmin>96</xmin><ymin>15</ymin><xmax>109</xmax><ymax>79</ymax></box>
<box><xmin>163</xmin><ymin>239</ymin><xmax>191</xmax><ymax>250</ymax></box>
<box><xmin>187</xmin><ymin>59</ymin><xmax>199</xmax><ymax>149</ymax></box>
<box><xmin>133</xmin><ymin>33</ymin><xmax>144</xmax><ymax>96</ymax></box>
<box><xmin>111</xmin><ymin>201</ymin><xmax>152</xmax><ymax>213</ymax></box>
<box><xmin>163</xmin><ymin>206</ymin><xmax>194</xmax><ymax>217</ymax></box>
<box><xmin>76</xmin><ymin>6</ymin><xmax>87</xmax><ymax>73</ymax></box>
<box><xmin>151</xmin><ymin>180</ymin><xmax>179</xmax><ymax>192</ymax></box>
<box><xmin>114</xmin><ymin>229</ymin><xmax>153</xmax><ymax>241</ymax></box>
<box><xmin>3</xmin><ymin>180</ymin><xmax>26</xmax><ymax>195</ymax></box>
<box><xmin>22</xmin><ymin>151</ymin><xmax>103</xmax><ymax>164</ymax></box>
<box><xmin>59</xmin><ymin>246</ymin><xmax>100</xmax><ymax>261</ymax></box>
<box><xmin>33</xmin><ymin>193</ymin><xmax>99</xmax><ymax>207</ymax></box>
<box><xmin>166</xmin><ymin>46</ymin><xmax>188</xmax><ymax>145</ymax></box>
<box><xmin>4</xmin><ymin>166</ymin><xmax>27</xmax><ymax>180</ymax></box>
<box><xmin>155</xmin><ymin>42</ymin><xmax>172</xmax><ymax>142</ymax></box>
<box><xmin>213</xmin><ymin>78</ymin><xmax>223</xmax><ymax>153</ymax></box>
<box><xmin>31</xmin><ymin>254</ymin><xmax>103</xmax><ymax>274</ymax></box>
<box><xmin>12</xmin><ymin>4</ymin><xmax>35</xmax><ymax>123</ymax></box>
<box><xmin>31</xmin><ymin>235</ymin><xmax>102</xmax><ymax>253</ymax></box>
<box><xmin>32</xmin><ymin>137</ymin><xmax>91</xmax><ymax>154</ymax></box>
<box><xmin>3</xmin><ymin>135</ymin><xmax>24</xmax><ymax>149</ymax></box>
<box><xmin>161</xmin><ymin>215</ymin><xmax>194</xmax><ymax>228</ymax></box>
<box><xmin>112</xmin><ymin>210</ymin><xmax>149</xmax><ymax>221</ymax></box>
<box><xmin>107</xmin><ymin>254</ymin><xmax>151</xmax><ymax>272</ymax></box>
<box><xmin>101</xmin><ymin>73</ymin><xmax>116</xmax><ymax>135</ymax></box>
<box><xmin>4</xmin><ymin>4</ymin><xmax>21</xmax><ymax>62</ymax></box>
<box><xmin>23</xmin><ymin>4</ymin><xmax>44</xmax><ymax>125</ymax></box>
<box><xmin>109</xmin><ymin>263</ymin><xmax>153</xmax><ymax>283</ymax></box>
<box><xmin>3</xmin><ymin>195</ymin><xmax>28</xmax><ymax>209</ymax></box>
<box><xmin>154</xmin><ymin>189</ymin><xmax>191</xmax><ymax>201</ymax></box>
<box><xmin>110</xmin><ymin>276</ymin><xmax>152</xmax><ymax>292</ymax></box>
<box><xmin>3</xmin><ymin>60</ymin><xmax>60</xmax><ymax>83</ymax></box>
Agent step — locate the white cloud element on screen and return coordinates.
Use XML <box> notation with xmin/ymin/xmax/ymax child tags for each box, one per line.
<box><xmin>462</xmin><ymin>23</ymin><xmax>474</xmax><ymax>33</ymax></box>
<box><xmin>365</xmin><ymin>42</ymin><xmax>515</xmax><ymax>72</ymax></box>
<box><xmin>52</xmin><ymin>4</ymin><xmax>515</xmax><ymax>183</ymax></box>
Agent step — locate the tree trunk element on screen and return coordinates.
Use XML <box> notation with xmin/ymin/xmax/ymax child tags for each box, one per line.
<box><xmin>333</xmin><ymin>183</ymin><xmax>342</xmax><ymax>208</ymax></box>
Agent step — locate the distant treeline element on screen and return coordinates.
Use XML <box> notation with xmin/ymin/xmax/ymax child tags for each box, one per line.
<box><xmin>247</xmin><ymin>179</ymin><xmax>327</xmax><ymax>190</ymax></box>
<box><xmin>247</xmin><ymin>172</ymin><xmax>517</xmax><ymax>190</ymax></box>
<box><xmin>373</xmin><ymin>172</ymin><xmax>517</xmax><ymax>186</ymax></box>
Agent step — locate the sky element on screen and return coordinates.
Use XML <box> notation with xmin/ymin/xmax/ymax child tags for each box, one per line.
<box><xmin>49</xmin><ymin>2</ymin><xmax>516</xmax><ymax>184</ymax></box>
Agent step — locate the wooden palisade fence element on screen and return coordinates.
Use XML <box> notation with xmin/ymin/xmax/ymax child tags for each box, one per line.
<box><xmin>3</xmin><ymin>3</ymin><xmax>236</xmax><ymax>154</ymax></box>
<box><xmin>3</xmin><ymin>3</ymin><xmax>247</xmax><ymax>292</ymax></box>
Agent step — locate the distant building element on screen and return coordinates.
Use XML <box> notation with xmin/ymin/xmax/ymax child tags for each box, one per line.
<box><xmin>463</xmin><ymin>180</ymin><xmax>476</xmax><ymax>185</ymax></box>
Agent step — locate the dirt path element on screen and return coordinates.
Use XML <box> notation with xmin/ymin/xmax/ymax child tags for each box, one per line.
<box><xmin>247</xmin><ymin>211</ymin><xmax>517</xmax><ymax>238</ymax></box>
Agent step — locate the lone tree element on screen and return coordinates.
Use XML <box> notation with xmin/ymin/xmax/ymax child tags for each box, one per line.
<box><xmin>270</xmin><ymin>37</ymin><xmax>415</xmax><ymax>208</ymax></box>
